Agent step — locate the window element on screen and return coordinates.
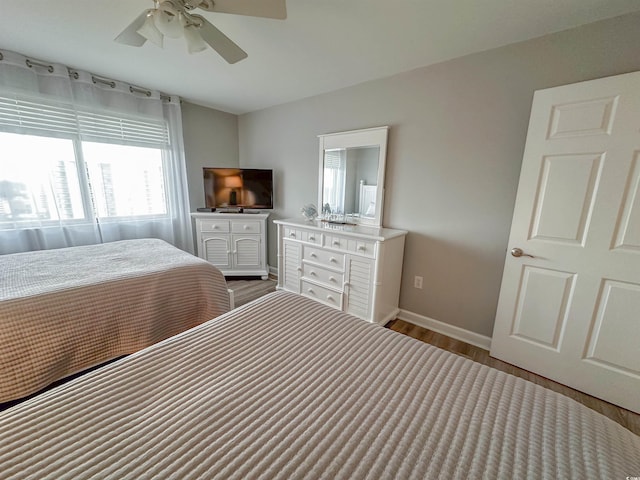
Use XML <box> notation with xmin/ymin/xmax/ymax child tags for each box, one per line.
<box><xmin>0</xmin><ymin>93</ymin><xmax>172</xmax><ymax>231</ymax></box>
<box><xmin>82</xmin><ymin>142</ymin><xmax>166</xmax><ymax>218</ymax></box>
<box><xmin>0</xmin><ymin>132</ymin><xmax>168</xmax><ymax>227</ymax></box>
<box><xmin>0</xmin><ymin>53</ymin><xmax>192</xmax><ymax>255</ymax></box>
<box><xmin>0</xmin><ymin>132</ymin><xmax>84</xmax><ymax>223</ymax></box>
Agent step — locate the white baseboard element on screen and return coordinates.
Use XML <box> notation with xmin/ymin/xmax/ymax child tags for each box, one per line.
<box><xmin>264</xmin><ymin>267</ymin><xmax>488</xmax><ymax>349</ymax></box>
<box><xmin>397</xmin><ymin>309</ymin><xmax>492</xmax><ymax>351</ymax></box>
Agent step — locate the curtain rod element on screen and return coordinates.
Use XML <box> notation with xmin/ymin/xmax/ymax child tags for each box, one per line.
<box><xmin>26</xmin><ymin>59</ymin><xmax>54</xmax><ymax>73</ymax></box>
<box><xmin>81</xmin><ymin>72</ymin><xmax>172</xmax><ymax>102</ymax></box>
<box><xmin>0</xmin><ymin>51</ymin><xmax>173</xmax><ymax>103</ymax></box>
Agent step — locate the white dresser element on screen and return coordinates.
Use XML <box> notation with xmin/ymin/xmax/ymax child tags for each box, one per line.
<box><xmin>274</xmin><ymin>218</ymin><xmax>407</xmax><ymax>325</ymax></box>
<box><xmin>192</xmin><ymin>212</ymin><xmax>269</xmax><ymax>279</ymax></box>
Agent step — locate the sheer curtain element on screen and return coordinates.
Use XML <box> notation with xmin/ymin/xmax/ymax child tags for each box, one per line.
<box><xmin>322</xmin><ymin>149</ymin><xmax>346</xmax><ymax>214</ymax></box>
<box><xmin>0</xmin><ymin>49</ymin><xmax>193</xmax><ymax>254</ymax></box>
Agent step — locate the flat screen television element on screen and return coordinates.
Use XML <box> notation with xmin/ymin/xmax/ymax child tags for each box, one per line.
<box><xmin>203</xmin><ymin>168</ymin><xmax>273</xmax><ymax>210</ymax></box>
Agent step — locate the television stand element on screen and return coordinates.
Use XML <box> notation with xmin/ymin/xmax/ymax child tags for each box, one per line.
<box><xmin>191</xmin><ymin>212</ymin><xmax>270</xmax><ymax>280</ymax></box>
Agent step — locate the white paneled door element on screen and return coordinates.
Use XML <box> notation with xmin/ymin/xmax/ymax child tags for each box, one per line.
<box><xmin>491</xmin><ymin>71</ymin><xmax>640</xmax><ymax>414</ymax></box>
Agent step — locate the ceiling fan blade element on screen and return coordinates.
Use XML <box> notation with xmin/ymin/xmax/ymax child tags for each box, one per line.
<box><xmin>114</xmin><ymin>10</ymin><xmax>150</xmax><ymax>47</ymax></box>
<box><xmin>197</xmin><ymin>0</ymin><xmax>286</xmax><ymax>20</ymax></box>
<box><xmin>193</xmin><ymin>15</ymin><xmax>248</xmax><ymax>64</ymax></box>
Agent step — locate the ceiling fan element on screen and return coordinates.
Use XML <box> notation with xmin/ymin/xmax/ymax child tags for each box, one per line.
<box><xmin>115</xmin><ymin>0</ymin><xmax>286</xmax><ymax>64</ymax></box>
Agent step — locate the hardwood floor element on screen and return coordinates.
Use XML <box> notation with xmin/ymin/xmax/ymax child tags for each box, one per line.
<box><xmin>231</xmin><ymin>278</ymin><xmax>640</xmax><ymax>436</ymax></box>
<box><xmin>226</xmin><ymin>276</ymin><xmax>277</xmax><ymax>307</ymax></box>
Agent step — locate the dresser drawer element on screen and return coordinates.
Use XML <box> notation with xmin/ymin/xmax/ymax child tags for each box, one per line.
<box><xmin>325</xmin><ymin>234</ymin><xmax>375</xmax><ymax>257</ymax></box>
<box><xmin>301</xmin><ymin>280</ymin><xmax>342</xmax><ymax>310</ymax></box>
<box><xmin>284</xmin><ymin>226</ymin><xmax>300</xmax><ymax>240</ymax></box>
<box><xmin>199</xmin><ymin>220</ymin><xmax>229</xmax><ymax>233</ymax></box>
<box><xmin>231</xmin><ymin>221</ymin><xmax>261</xmax><ymax>234</ymax></box>
<box><xmin>352</xmin><ymin>240</ymin><xmax>376</xmax><ymax>257</ymax></box>
<box><xmin>302</xmin><ymin>263</ymin><xmax>344</xmax><ymax>290</ymax></box>
<box><xmin>303</xmin><ymin>246</ymin><xmax>344</xmax><ymax>270</ymax></box>
<box><xmin>285</xmin><ymin>227</ymin><xmax>321</xmax><ymax>245</ymax></box>
<box><xmin>301</xmin><ymin>230</ymin><xmax>321</xmax><ymax>244</ymax></box>
<box><xmin>325</xmin><ymin>235</ymin><xmax>347</xmax><ymax>250</ymax></box>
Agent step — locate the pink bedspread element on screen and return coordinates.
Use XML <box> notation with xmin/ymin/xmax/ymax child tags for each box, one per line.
<box><xmin>0</xmin><ymin>238</ymin><xmax>230</xmax><ymax>403</ymax></box>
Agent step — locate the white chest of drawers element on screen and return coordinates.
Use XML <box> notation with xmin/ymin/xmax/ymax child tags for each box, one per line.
<box><xmin>192</xmin><ymin>212</ymin><xmax>269</xmax><ymax>279</ymax></box>
<box><xmin>274</xmin><ymin>218</ymin><xmax>407</xmax><ymax>325</ymax></box>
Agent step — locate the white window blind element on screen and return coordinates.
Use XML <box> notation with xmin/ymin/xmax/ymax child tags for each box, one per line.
<box><xmin>0</xmin><ymin>96</ymin><xmax>77</xmax><ymax>137</ymax></box>
<box><xmin>0</xmin><ymin>95</ymin><xmax>168</xmax><ymax>146</ymax></box>
<box><xmin>324</xmin><ymin>149</ymin><xmax>344</xmax><ymax>169</ymax></box>
<box><xmin>77</xmin><ymin>112</ymin><xmax>168</xmax><ymax>146</ymax></box>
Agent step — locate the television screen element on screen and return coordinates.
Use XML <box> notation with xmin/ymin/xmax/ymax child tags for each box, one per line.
<box><xmin>203</xmin><ymin>168</ymin><xmax>273</xmax><ymax>210</ymax></box>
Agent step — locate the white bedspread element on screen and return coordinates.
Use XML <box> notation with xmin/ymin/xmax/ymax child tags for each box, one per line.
<box><xmin>0</xmin><ymin>291</ymin><xmax>638</xmax><ymax>479</ymax></box>
<box><xmin>0</xmin><ymin>239</ymin><xmax>230</xmax><ymax>403</ymax></box>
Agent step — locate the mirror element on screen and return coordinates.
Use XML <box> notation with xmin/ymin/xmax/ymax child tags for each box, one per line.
<box><xmin>318</xmin><ymin>126</ymin><xmax>388</xmax><ymax>226</ymax></box>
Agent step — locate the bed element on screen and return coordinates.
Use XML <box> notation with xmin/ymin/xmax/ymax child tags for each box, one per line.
<box><xmin>358</xmin><ymin>180</ymin><xmax>377</xmax><ymax>218</ymax></box>
<box><xmin>0</xmin><ymin>291</ymin><xmax>637</xmax><ymax>479</ymax></box>
<box><xmin>0</xmin><ymin>238</ymin><xmax>230</xmax><ymax>404</ymax></box>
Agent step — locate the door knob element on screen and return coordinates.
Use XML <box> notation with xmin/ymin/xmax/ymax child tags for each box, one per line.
<box><xmin>511</xmin><ymin>247</ymin><xmax>534</xmax><ymax>258</ymax></box>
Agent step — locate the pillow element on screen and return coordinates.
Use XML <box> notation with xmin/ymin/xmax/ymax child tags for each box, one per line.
<box><xmin>365</xmin><ymin>201</ymin><xmax>376</xmax><ymax>216</ymax></box>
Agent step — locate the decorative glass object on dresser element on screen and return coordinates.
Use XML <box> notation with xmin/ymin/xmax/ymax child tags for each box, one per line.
<box><xmin>275</xmin><ymin>126</ymin><xmax>407</xmax><ymax>324</ymax></box>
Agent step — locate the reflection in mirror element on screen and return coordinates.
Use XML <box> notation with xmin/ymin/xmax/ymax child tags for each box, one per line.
<box><xmin>318</xmin><ymin>126</ymin><xmax>388</xmax><ymax>226</ymax></box>
<box><xmin>322</xmin><ymin>146</ymin><xmax>379</xmax><ymax>217</ymax></box>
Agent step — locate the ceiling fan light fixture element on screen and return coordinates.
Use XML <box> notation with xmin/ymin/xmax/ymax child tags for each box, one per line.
<box><xmin>183</xmin><ymin>24</ymin><xmax>208</xmax><ymax>53</ymax></box>
<box><xmin>137</xmin><ymin>11</ymin><xmax>165</xmax><ymax>48</ymax></box>
<box><xmin>114</xmin><ymin>10</ymin><xmax>152</xmax><ymax>47</ymax></box>
<box><xmin>116</xmin><ymin>0</ymin><xmax>287</xmax><ymax>63</ymax></box>
<box><xmin>154</xmin><ymin>3</ymin><xmax>185</xmax><ymax>39</ymax></box>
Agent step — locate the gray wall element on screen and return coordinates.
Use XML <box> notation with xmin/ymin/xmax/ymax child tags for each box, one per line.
<box><xmin>182</xmin><ymin>101</ymin><xmax>239</xmax><ymax>212</ymax></box>
<box><xmin>182</xmin><ymin>102</ymin><xmax>239</xmax><ymax>252</ymax></box>
<box><xmin>237</xmin><ymin>12</ymin><xmax>640</xmax><ymax>338</ymax></box>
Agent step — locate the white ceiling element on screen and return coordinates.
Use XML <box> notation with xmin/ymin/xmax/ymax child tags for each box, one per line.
<box><xmin>1</xmin><ymin>1</ymin><xmax>638</xmax><ymax>114</ymax></box>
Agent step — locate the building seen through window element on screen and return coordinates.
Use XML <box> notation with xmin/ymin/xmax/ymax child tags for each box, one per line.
<box><xmin>0</xmin><ymin>132</ymin><xmax>167</xmax><ymax>224</ymax></box>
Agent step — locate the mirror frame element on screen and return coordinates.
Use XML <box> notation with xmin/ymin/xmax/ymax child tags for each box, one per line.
<box><xmin>317</xmin><ymin>126</ymin><xmax>389</xmax><ymax>227</ymax></box>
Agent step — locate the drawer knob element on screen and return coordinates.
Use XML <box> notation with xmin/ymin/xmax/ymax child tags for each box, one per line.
<box><xmin>333</xmin><ymin>240</ymin><xmax>340</xmax><ymax>246</ymax></box>
<box><xmin>329</xmin><ymin>276</ymin><xmax>336</xmax><ymax>282</ymax></box>
<box><xmin>289</xmin><ymin>232</ymin><xmax>296</xmax><ymax>238</ymax></box>
<box><xmin>327</xmin><ymin>295</ymin><xmax>335</xmax><ymax>302</ymax></box>
<box><xmin>297</xmin><ymin>267</ymin><xmax>302</xmax><ymax>272</ymax></box>
<box><xmin>358</xmin><ymin>245</ymin><xmax>366</xmax><ymax>251</ymax></box>
<box><xmin>309</xmin><ymin>236</ymin><xmax>315</xmax><ymax>241</ymax></box>
<box><xmin>330</xmin><ymin>257</ymin><xmax>337</xmax><ymax>263</ymax></box>
<box><xmin>243</xmin><ymin>225</ymin><xmax>249</xmax><ymax>230</ymax></box>
<box><xmin>213</xmin><ymin>225</ymin><xmax>219</xmax><ymax>229</ymax></box>
<box><xmin>310</xmin><ymin>252</ymin><xmax>317</xmax><ymax>258</ymax></box>
<box><xmin>307</xmin><ymin>288</ymin><xmax>315</xmax><ymax>294</ymax></box>
<box><xmin>310</xmin><ymin>270</ymin><xmax>317</xmax><ymax>276</ymax></box>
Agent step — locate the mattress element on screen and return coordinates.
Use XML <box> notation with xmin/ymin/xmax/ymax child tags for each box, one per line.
<box><xmin>0</xmin><ymin>239</ymin><xmax>230</xmax><ymax>404</ymax></box>
<box><xmin>0</xmin><ymin>291</ymin><xmax>638</xmax><ymax>479</ymax></box>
